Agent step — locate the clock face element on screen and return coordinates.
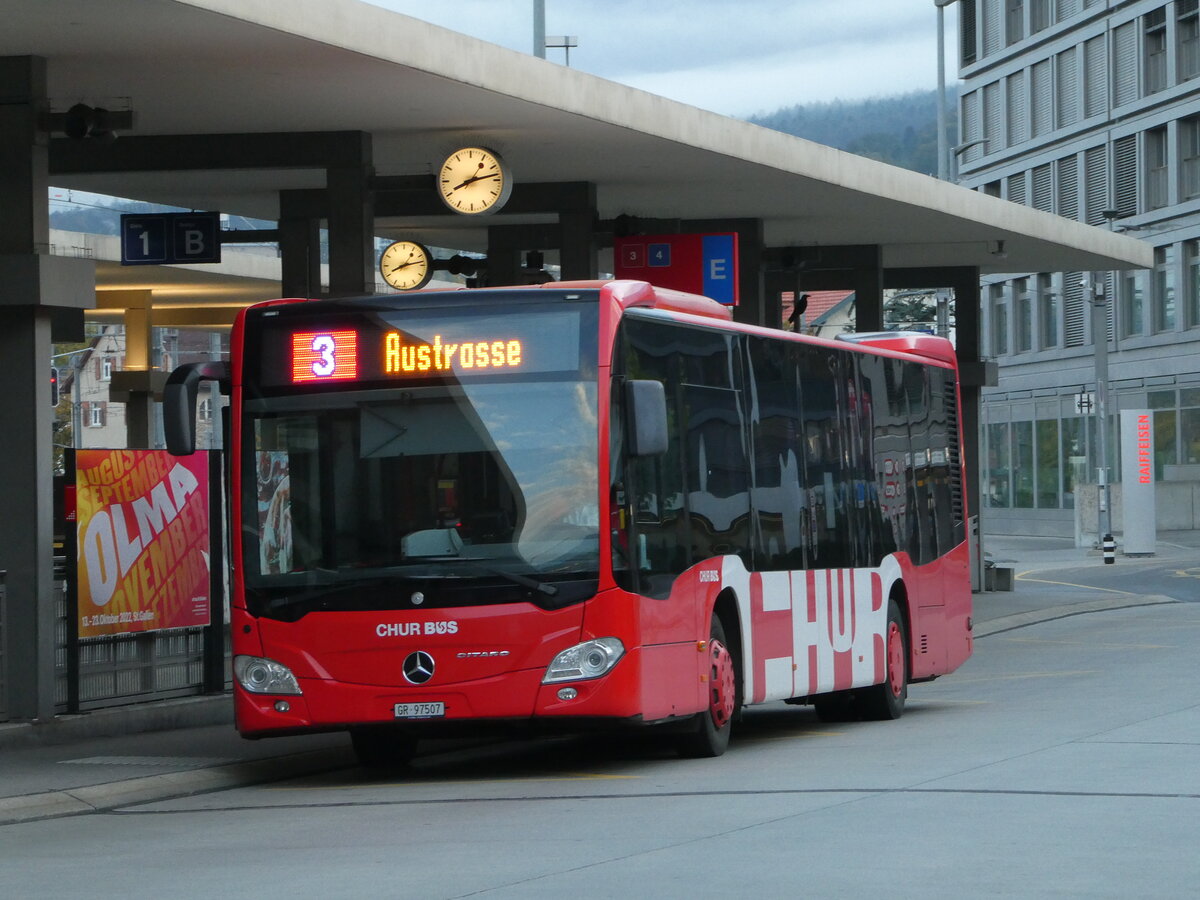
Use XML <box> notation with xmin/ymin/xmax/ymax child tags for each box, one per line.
<box><xmin>379</xmin><ymin>240</ymin><xmax>432</xmax><ymax>291</ymax></box>
<box><xmin>438</xmin><ymin>146</ymin><xmax>512</xmax><ymax>215</ymax></box>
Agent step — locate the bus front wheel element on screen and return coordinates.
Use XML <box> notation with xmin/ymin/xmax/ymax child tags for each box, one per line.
<box><xmin>856</xmin><ymin>599</ymin><xmax>907</xmax><ymax>720</ymax></box>
<box><xmin>676</xmin><ymin>615</ymin><xmax>737</xmax><ymax>758</ymax></box>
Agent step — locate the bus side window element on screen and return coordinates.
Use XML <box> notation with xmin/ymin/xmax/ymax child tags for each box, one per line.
<box><xmin>747</xmin><ymin>337</ymin><xmax>805</xmax><ymax>571</ymax></box>
<box><xmin>618</xmin><ymin>318</ymin><xmax>690</xmax><ymax>596</ymax></box>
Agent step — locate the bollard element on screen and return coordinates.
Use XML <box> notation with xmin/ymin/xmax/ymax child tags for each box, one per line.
<box><xmin>1102</xmin><ymin>533</ymin><xmax>1116</xmax><ymax>565</ymax></box>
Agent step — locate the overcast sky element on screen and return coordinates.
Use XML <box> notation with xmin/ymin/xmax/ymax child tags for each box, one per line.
<box><xmin>363</xmin><ymin>0</ymin><xmax>959</xmax><ymax>118</ymax></box>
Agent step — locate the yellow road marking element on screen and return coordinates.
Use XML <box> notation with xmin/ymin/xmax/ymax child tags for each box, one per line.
<box><xmin>742</xmin><ymin>731</ymin><xmax>845</xmax><ymax>743</ymax></box>
<box><xmin>947</xmin><ymin>670</ymin><xmax>1099</xmax><ymax>684</ymax></box>
<box><xmin>999</xmin><ymin>636</ymin><xmax>1174</xmax><ymax>650</ymax></box>
<box><xmin>271</xmin><ymin>772</ymin><xmax>640</xmax><ymax>792</ymax></box>
<box><xmin>906</xmin><ymin>698</ymin><xmax>991</xmax><ymax>705</ymax></box>
<box><xmin>1016</xmin><ymin>573</ymin><xmax>1134</xmax><ymax>595</ymax></box>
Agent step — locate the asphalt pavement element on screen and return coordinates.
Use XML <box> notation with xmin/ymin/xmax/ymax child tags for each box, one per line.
<box><xmin>1</xmin><ymin>530</ymin><xmax>1193</xmax><ymax>827</ymax></box>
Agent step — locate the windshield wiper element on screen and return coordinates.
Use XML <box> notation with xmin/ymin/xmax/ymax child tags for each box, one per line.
<box><xmin>460</xmin><ymin>561</ymin><xmax>559</xmax><ymax>596</ymax></box>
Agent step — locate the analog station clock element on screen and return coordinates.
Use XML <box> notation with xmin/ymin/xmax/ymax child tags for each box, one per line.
<box><xmin>437</xmin><ymin>146</ymin><xmax>512</xmax><ymax>215</ymax></box>
<box><xmin>379</xmin><ymin>240</ymin><xmax>433</xmax><ymax>290</ymax></box>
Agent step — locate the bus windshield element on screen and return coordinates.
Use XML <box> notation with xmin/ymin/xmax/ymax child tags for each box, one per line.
<box><xmin>240</xmin><ymin>296</ymin><xmax>600</xmax><ymax>611</ymax></box>
<box><xmin>248</xmin><ymin>381</ymin><xmax>598</xmax><ymax>583</ymax></box>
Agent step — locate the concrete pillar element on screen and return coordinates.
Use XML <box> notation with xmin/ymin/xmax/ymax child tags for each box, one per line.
<box><xmin>852</xmin><ymin>247</ymin><xmax>884</xmax><ymax>332</ymax></box>
<box><xmin>0</xmin><ymin>305</ymin><xmax>57</xmax><ymax>720</ymax></box>
<box><xmin>279</xmin><ymin>190</ymin><xmax>321</xmax><ymax>298</ymax></box>
<box><xmin>559</xmin><ymin>209</ymin><xmax>598</xmax><ymax>280</ymax></box>
<box><xmin>950</xmin><ymin>272</ymin><xmax>986</xmax><ymax>542</ymax></box>
<box><xmin>0</xmin><ymin>56</ymin><xmax>87</xmax><ymax>720</ymax></box>
<box><xmin>99</xmin><ymin>290</ymin><xmax>160</xmax><ymax>447</ymax></box>
<box><xmin>326</xmin><ymin>140</ymin><xmax>375</xmax><ymax>297</ymax></box>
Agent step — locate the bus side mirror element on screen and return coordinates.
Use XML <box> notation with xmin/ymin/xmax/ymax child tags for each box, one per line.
<box><xmin>164</xmin><ymin>361</ymin><xmax>231</xmax><ymax>456</ymax></box>
<box><xmin>625</xmin><ymin>379</ymin><xmax>668</xmax><ymax>457</ymax></box>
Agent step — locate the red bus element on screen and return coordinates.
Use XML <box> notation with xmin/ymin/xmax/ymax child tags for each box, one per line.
<box><xmin>165</xmin><ymin>279</ymin><xmax>972</xmax><ymax>764</ymax></box>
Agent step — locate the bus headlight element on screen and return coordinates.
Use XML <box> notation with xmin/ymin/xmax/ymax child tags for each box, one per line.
<box><xmin>234</xmin><ymin>655</ymin><xmax>302</xmax><ymax>695</ymax></box>
<box><xmin>543</xmin><ymin>637</ymin><xmax>625</xmax><ymax>683</ymax></box>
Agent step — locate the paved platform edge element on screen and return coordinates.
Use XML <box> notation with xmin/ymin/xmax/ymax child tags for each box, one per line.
<box><xmin>973</xmin><ymin>594</ymin><xmax>1180</xmax><ymax>638</ymax></box>
<box><xmin>0</xmin><ymin>694</ymin><xmax>232</xmax><ymax>751</ymax></box>
<box><xmin>0</xmin><ymin>745</ymin><xmax>355</xmax><ymax>827</ymax></box>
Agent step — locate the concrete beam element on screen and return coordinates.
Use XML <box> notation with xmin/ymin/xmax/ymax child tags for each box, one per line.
<box><xmin>49</xmin><ymin>130</ymin><xmax>374</xmax><ymax>174</ymax></box>
<box><xmin>0</xmin><ymin>254</ymin><xmax>96</xmax><ymax>309</ymax></box>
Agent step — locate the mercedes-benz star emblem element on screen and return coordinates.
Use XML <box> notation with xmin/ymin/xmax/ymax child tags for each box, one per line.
<box><xmin>403</xmin><ymin>651</ymin><xmax>435</xmax><ymax>685</ymax></box>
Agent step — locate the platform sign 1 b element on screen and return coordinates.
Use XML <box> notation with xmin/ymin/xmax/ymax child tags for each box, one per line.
<box><xmin>121</xmin><ymin>211</ymin><xmax>221</xmax><ymax>265</ymax></box>
<box><xmin>614</xmin><ymin>232</ymin><xmax>739</xmax><ymax>305</ymax></box>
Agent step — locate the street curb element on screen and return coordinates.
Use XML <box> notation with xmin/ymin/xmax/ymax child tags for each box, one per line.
<box><xmin>0</xmin><ymin>745</ymin><xmax>355</xmax><ymax>827</ymax></box>
<box><xmin>974</xmin><ymin>594</ymin><xmax>1180</xmax><ymax>638</ymax></box>
<box><xmin>0</xmin><ymin>695</ymin><xmax>232</xmax><ymax>751</ymax></box>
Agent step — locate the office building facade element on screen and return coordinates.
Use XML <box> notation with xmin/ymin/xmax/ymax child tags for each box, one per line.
<box><xmin>957</xmin><ymin>0</ymin><xmax>1200</xmax><ymax>536</ymax></box>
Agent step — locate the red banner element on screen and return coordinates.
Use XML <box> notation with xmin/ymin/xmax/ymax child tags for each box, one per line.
<box><xmin>76</xmin><ymin>450</ymin><xmax>211</xmax><ymax>637</ymax></box>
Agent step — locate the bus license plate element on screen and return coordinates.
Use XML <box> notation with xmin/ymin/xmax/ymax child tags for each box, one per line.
<box><xmin>394</xmin><ymin>702</ymin><xmax>445</xmax><ymax>719</ymax></box>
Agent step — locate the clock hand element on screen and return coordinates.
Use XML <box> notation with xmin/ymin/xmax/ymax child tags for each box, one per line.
<box><xmin>452</xmin><ymin>172</ymin><xmax>501</xmax><ymax>191</ymax></box>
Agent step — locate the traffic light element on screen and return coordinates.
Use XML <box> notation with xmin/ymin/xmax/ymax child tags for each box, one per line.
<box><xmin>50</xmin><ymin>367</ymin><xmax>59</xmax><ymax>406</ymax></box>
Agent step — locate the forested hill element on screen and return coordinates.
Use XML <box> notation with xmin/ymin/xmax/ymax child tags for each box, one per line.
<box><xmin>746</xmin><ymin>88</ymin><xmax>957</xmax><ymax>176</ymax></box>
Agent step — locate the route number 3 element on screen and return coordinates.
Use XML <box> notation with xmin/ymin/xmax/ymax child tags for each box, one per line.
<box><xmin>311</xmin><ymin>334</ymin><xmax>337</xmax><ymax>377</ymax></box>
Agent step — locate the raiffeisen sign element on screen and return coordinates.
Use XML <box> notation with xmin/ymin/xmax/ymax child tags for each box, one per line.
<box><xmin>1120</xmin><ymin>409</ymin><xmax>1157</xmax><ymax>556</ymax></box>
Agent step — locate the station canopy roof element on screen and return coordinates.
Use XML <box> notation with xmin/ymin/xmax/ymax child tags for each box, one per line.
<box><xmin>5</xmin><ymin>0</ymin><xmax>1151</xmax><ymax>287</ymax></box>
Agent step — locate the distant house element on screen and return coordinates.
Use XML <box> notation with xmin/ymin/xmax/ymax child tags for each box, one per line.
<box><xmin>781</xmin><ymin>290</ymin><xmax>856</xmax><ymax>337</ymax></box>
<box><xmin>59</xmin><ymin>326</ymin><xmax>127</xmax><ymax>449</ymax></box>
<box><xmin>59</xmin><ymin>326</ymin><xmax>227</xmax><ymax>450</ymax></box>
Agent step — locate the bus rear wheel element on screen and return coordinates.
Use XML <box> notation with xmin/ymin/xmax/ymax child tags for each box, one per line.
<box><xmin>350</xmin><ymin>726</ymin><xmax>418</xmax><ymax>769</ymax></box>
<box><xmin>676</xmin><ymin>615</ymin><xmax>737</xmax><ymax>758</ymax></box>
<box><xmin>856</xmin><ymin>599</ymin><xmax>907</xmax><ymax>721</ymax></box>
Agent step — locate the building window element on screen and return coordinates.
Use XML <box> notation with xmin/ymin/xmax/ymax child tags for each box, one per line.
<box><xmin>1031</xmin><ymin>59</ymin><xmax>1052</xmax><ymax>137</ymax></box>
<box><xmin>1114</xmin><ymin>133</ymin><xmax>1139</xmax><ymax>216</ymax></box>
<box><xmin>986</xmin><ymin>422</ymin><xmax>1011</xmax><ymax>507</ymax></box>
<box><xmin>1084</xmin><ymin>35</ymin><xmax>1107</xmax><ymax>118</ymax></box>
<box><xmin>1147</xmin><ymin>126</ymin><xmax>1169</xmax><ymax>210</ymax></box>
<box><xmin>1187</xmin><ymin>239</ymin><xmax>1200</xmax><ymax>327</ymax></box>
<box><xmin>1007</xmin><ymin>71</ymin><xmax>1028</xmax><ymax>145</ymax></box>
<box><xmin>1007</xmin><ymin>171</ymin><xmax>1027</xmax><ymax>205</ymax></box>
<box><xmin>1062</xmin><ymin>416</ymin><xmax>1085</xmax><ymax>510</ymax></box>
<box><xmin>1180</xmin><ymin>0</ymin><xmax>1200</xmax><ymax>81</ymax></box>
<box><xmin>87</xmin><ymin>403</ymin><xmax>104</xmax><ymax>428</ymax></box>
<box><xmin>1145</xmin><ymin>7</ymin><xmax>1168</xmax><ymax>94</ymax></box>
<box><xmin>1056</xmin><ymin>47</ymin><xmax>1078</xmax><ymax>128</ymax></box>
<box><xmin>1121</xmin><ymin>269</ymin><xmax>1147</xmax><ymax>337</ymax></box>
<box><xmin>1015</xmin><ymin>278</ymin><xmax>1033</xmax><ymax>352</ymax></box>
<box><xmin>100</xmin><ymin>358</ymin><xmax>113</xmax><ymax>381</ymax></box>
<box><xmin>1038</xmin><ymin>274</ymin><xmax>1058</xmax><ymax>348</ymax></box>
<box><xmin>199</xmin><ymin>398</ymin><xmax>213</xmax><ymax>422</ymax></box>
<box><xmin>1036</xmin><ymin>419</ymin><xmax>1060</xmax><ymax>508</ymax></box>
<box><xmin>1182</xmin><ymin>117</ymin><xmax>1200</xmax><ymax>199</ymax></box>
<box><xmin>1182</xmin><ymin>388</ymin><xmax>1200</xmax><ymax>464</ymax></box>
<box><xmin>1012</xmin><ymin>421</ymin><xmax>1034</xmax><ymax>508</ymax></box>
<box><xmin>983</xmin><ymin>81</ymin><xmax>1003</xmax><ymax>151</ymax></box>
<box><xmin>1007</xmin><ymin>0</ymin><xmax>1025</xmax><ymax>45</ymax></box>
<box><xmin>1031</xmin><ymin>0</ymin><xmax>1050</xmax><ymax>33</ymax></box>
<box><xmin>961</xmin><ymin>0</ymin><xmax>978</xmax><ymax>66</ymax></box>
<box><xmin>991</xmin><ymin>284</ymin><xmax>1009</xmax><ymax>356</ymax></box>
<box><xmin>1154</xmin><ymin>245</ymin><xmax>1177</xmax><ymax>332</ymax></box>
<box><xmin>1113</xmin><ymin>21</ymin><xmax>1139</xmax><ymax>106</ymax></box>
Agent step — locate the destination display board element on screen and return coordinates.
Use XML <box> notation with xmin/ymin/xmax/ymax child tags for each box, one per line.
<box><xmin>252</xmin><ymin>307</ymin><xmax>584</xmax><ymax>389</ymax></box>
